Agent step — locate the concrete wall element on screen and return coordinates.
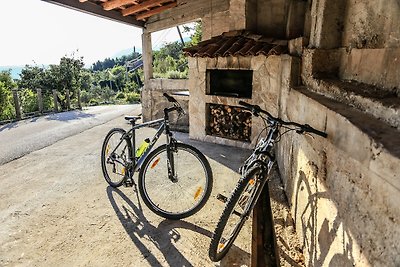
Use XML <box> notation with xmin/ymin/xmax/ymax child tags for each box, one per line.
<box><xmin>141</xmin><ymin>79</ymin><xmax>189</xmax><ymax>132</ymax></box>
<box><xmin>274</xmin><ymin>56</ymin><xmax>400</xmax><ymax>267</ymax></box>
<box><xmin>307</xmin><ymin>0</ymin><xmax>400</xmax><ymax>92</ymax></box>
<box><xmin>281</xmin><ymin>0</ymin><xmax>400</xmax><ymax>265</ymax></box>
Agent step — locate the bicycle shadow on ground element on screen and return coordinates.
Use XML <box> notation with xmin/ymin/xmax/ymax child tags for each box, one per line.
<box><xmin>106</xmin><ymin>186</ymin><xmax>195</xmax><ymax>267</ymax></box>
<box><xmin>159</xmin><ymin>219</ymin><xmax>251</xmax><ymax>266</ymax></box>
<box><xmin>107</xmin><ymin>186</ymin><xmax>251</xmax><ymax>267</ymax></box>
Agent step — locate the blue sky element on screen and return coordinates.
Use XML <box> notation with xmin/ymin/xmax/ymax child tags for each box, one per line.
<box><xmin>0</xmin><ymin>0</ymin><xmax>191</xmax><ymax>67</ymax></box>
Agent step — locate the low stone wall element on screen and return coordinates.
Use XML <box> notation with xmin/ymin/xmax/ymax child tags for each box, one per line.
<box><xmin>141</xmin><ymin>78</ymin><xmax>189</xmax><ymax>132</ymax></box>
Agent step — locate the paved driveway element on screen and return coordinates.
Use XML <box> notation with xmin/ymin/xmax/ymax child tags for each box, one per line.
<box><xmin>0</xmin><ymin>106</ymin><xmax>252</xmax><ymax>266</ymax></box>
<box><xmin>0</xmin><ymin>105</ymin><xmax>139</xmax><ymax>165</ymax></box>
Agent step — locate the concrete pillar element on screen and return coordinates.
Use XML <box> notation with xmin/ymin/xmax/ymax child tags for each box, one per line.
<box><xmin>66</xmin><ymin>89</ymin><xmax>71</xmax><ymax>110</ymax></box>
<box><xmin>37</xmin><ymin>88</ymin><xmax>43</xmax><ymax>114</ymax></box>
<box><xmin>52</xmin><ymin>90</ymin><xmax>58</xmax><ymax>112</ymax></box>
<box><xmin>142</xmin><ymin>29</ymin><xmax>153</xmax><ymax>82</ymax></box>
<box><xmin>12</xmin><ymin>89</ymin><xmax>22</xmax><ymax>119</ymax></box>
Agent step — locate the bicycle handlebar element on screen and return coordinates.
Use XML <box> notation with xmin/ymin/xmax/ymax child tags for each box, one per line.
<box><xmin>163</xmin><ymin>93</ymin><xmax>186</xmax><ymax>115</ymax></box>
<box><xmin>163</xmin><ymin>93</ymin><xmax>177</xmax><ymax>103</ymax></box>
<box><xmin>238</xmin><ymin>101</ymin><xmax>327</xmax><ymax>138</ymax></box>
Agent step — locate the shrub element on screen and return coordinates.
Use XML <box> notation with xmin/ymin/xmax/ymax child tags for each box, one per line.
<box><xmin>116</xmin><ymin>92</ymin><xmax>125</xmax><ymax>99</ymax></box>
<box><xmin>20</xmin><ymin>89</ymin><xmax>38</xmax><ymax>113</ymax></box>
<box><xmin>0</xmin><ymin>81</ymin><xmax>15</xmax><ymax>120</ymax></box>
<box><xmin>89</xmin><ymin>99</ymin><xmax>100</xmax><ymax>106</ymax></box>
<box><xmin>126</xmin><ymin>92</ymin><xmax>140</xmax><ymax>103</ymax></box>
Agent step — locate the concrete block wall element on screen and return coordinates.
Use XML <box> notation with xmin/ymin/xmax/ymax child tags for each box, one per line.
<box><xmin>141</xmin><ymin>79</ymin><xmax>189</xmax><ymax>132</ymax></box>
<box><xmin>274</xmin><ymin>56</ymin><xmax>400</xmax><ymax>266</ymax></box>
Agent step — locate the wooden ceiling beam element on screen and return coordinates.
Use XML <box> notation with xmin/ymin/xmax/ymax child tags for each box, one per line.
<box><xmin>136</xmin><ymin>2</ymin><xmax>177</xmax><ymax>20</ymax></box>
<box><xmin>102</xmin><ymin>0</ymin><xmax>137</xmax><ymax>11</ymax></box>
<box><xmin>121</xmin><ymin>0</ymin><xmax>174</xmax><ymax>16</ymax></box>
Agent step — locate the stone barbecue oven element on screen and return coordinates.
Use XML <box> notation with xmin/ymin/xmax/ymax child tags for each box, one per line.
<box><xmin>184</xmin><ymin>31</ymin><xmax>287</xmax><ymax>148</ymax></box>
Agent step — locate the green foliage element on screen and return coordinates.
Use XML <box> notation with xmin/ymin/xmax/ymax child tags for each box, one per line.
<box><xmin>0</xmin><ymin>70</ymin><xmax>16</xmax><ymax>89</ymax></box>
<box><xmin>43</xmin><ymin>94</ymin><xmax>54</xmax><ymax>111</ymax></box>
<box><xmin>0</xmin><ymin>25</ymin><xmax>207</xmax><ymax>119</ymax></box>
<box><xmin>0</xmin><ymin>81</ymin><xmax>15</xmax><ymax>121</ymax></box>
<box><xmin>184</xmin><ymin>21</ymin><xmax>202</xmax><ymax>46</ymax></box>
<box><xmin>20</xmin><ymin>89</ymin><xmax>38</xmax><ymax>113</ymax></box>
<box><xmin>116</xmin><ymin>92</ymin><xmax>125</xmax><ymax>99</ymax></box>
<box><xmin>0</xmin><ymin>71</ymin><xmax>16</xmax><ymax>121</ymax></box>
<box><xmin>91</xmin><ymin>52</ymin><xmax>141</xmax><ymax>71</ymax></box>
<box><xmin>18</xmin><ymin>65</ymin><xmax>45</xmax><ymax>89</ymax></box>
<box><xmin>125</xmin><ymin>92</ymin><xmax>140</xmax><ymax>103</ymax></box>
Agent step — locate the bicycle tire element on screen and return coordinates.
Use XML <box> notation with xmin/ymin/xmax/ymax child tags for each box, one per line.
<box><xmin>209</xmin><ymin>166</ymin><xmax>264</xmax><ymax>262</ymax></box>
<box><xmin>101</xmin><ymin>128</ymin><xmax>132</xmax><ymax>188</ymax></box>
<box><xmin>138</xmin><ymin>143</ymin><xmax>213</xmax><ymax>220</ymax></box>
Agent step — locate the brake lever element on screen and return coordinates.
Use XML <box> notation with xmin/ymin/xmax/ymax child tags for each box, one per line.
<box><xmin>296</xmin><ymin>129</ymin><xmax>314</xmax><ymax>139</ymax></box>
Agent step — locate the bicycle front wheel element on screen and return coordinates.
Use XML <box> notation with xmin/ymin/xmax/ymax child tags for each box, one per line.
<box><xmin>209</xmin><ymin>166</ymin><xmax>264</xmax><ymax>262</ymax></box>
<box><xmin>138</xmin><ymin>143</ymin><xmax>213</xmax><ymax>220</ymax></box>
<box><xmin>101</xmin><ymin>128</ymin><xmax>132</xmax><ymax>188</ymax></box>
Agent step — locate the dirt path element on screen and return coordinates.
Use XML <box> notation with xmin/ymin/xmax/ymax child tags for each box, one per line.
<box><xmin>0</xmin><ymin>116</ymin><xmax>253</xmax><ymax>266</ymax></box>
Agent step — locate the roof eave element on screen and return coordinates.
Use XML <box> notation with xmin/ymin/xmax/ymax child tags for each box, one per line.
<box><xmin>41</xmin><ymin>0</ymin><xmax>145</xmax><ymax>28</ymax></box>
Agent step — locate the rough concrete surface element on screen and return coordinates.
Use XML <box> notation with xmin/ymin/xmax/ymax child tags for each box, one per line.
<box><xmin>0</xmin><ymin>112</ymin><xmax>256</xmax><ymax>266</ymax></box>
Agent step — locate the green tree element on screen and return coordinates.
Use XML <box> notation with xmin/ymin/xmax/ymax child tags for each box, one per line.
<box><xmin>184</xmin><ymin>21</ymin><xmax>202</xmax><ymax>46</ymax></box>
<box><xmin>0</xmin><ymin>71</ymin><xmax>16</xmax><ymax>120</ymax></box>
<box><xmin>18</xmin><ymin>65</ymin><xmax>45</xmax><ymax>89</ymax></box>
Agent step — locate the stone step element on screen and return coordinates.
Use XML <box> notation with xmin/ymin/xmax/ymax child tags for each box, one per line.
<box><xmin>307</xmin><ymin>77</ymin><xmax>399</xmax><ymax>129</ymax></box>
<box><xmin>294</xmin><ymin>86</ymin><xmax>400</xmax><ymax>160</ymax></box>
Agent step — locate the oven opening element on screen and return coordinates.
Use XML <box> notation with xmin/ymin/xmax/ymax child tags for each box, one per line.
<box><xmin>207</xmin><ymin>69</ymin><xmax>253</xmax><ymax>98</ymax></box>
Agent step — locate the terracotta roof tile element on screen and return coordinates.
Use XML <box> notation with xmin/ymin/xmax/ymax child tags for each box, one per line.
<box><xmin>183</xmin><ymin>31</ymin><xmax>287</xmax><ymax>58</ymax></box>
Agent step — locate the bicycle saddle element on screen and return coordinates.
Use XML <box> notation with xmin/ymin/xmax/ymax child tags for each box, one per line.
<box><xmin>124</xmin><ymin>115</ymin><xmax>141</xmax><ymax>123</ymax></box>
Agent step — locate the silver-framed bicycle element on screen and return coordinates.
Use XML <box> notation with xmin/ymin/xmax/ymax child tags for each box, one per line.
<box><xmin>101</xmin><ymin>93</ymin><xmax>213</xmax><ymax>220</ymax></box>
<box><xmin>209</xmin><ymin>100</ymin><xmax>327</xmax><ymax>261</ymax></box>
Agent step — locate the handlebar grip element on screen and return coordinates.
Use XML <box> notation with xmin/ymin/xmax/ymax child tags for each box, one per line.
<box><xmin>238</xmin><ymin>100</ymin><xmax>252</xmax><ymax>109</ymax></box>
<box><xmin>304</xmin><ymin>124</ymin><xmax>328</xmax><ymax>138</ymax></box>
<box><xmin>238</xmin><ymin>101</ymin><xmax>261</xmax><ymax>112</ymax></box>
<box><xmin>163</xmin><ymin>93</ymin><xmax>177</xmax><ymax>103</ymax></box>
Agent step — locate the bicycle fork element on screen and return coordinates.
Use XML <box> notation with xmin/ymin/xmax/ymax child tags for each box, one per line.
<box><xmin>166</xmin><ymin>133</ymin><xmax>178</xmax><ymax>183</ymax></box>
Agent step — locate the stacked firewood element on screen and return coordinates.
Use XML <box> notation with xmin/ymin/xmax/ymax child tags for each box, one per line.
<box><xmin>207</xmin><ymin>104</ymin><xmax>252</xmax><ymax>141</ymax></box>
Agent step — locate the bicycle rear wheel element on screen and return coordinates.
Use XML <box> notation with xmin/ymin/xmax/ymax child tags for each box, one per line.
<box><xmin>101</xmin><ymin>128</ymin><xmax>132</xmax><ymax>187</ymax></box>
<box><xmin>138</xmin><ymin>143</ymin><xmax>213</xmax><ymax>220</ymax></box>
<box><xmin>209</xmin><ymin>166</ymin><xmax>264</xmax><ymax>262</ymax></box>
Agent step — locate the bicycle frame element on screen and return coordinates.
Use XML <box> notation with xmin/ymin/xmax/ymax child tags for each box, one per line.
<box><xmin>107</xmin><ymin>116</ymin><xmax>176</xmax><ymax>178</ymax></box>
<box><xmin>240</xmin><ymin>120</ymin><xmax>278</xmax><ymax>176</ymax></box>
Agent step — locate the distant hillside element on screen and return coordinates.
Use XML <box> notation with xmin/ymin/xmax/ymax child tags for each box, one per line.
<box><xmin>0</xmin><ymin>66</ymin><xmax>24</xmax><ymax>79</ymax></box>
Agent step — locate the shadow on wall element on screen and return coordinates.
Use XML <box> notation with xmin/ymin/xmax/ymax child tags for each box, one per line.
<box><xmin>294</xmin><ymin>170</ymin><xmax>355</xmax><ymax>267</ymax></box>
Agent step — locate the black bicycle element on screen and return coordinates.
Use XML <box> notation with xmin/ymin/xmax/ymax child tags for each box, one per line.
<box><xmin>209</xmin><ymin>101</ymin><xmax>327</xmax><ymax>261</ymax></box>
<box><xmin>101</xmin><ymin>93</ymin><xmax>213</xmax><ymax>220</ymax></box>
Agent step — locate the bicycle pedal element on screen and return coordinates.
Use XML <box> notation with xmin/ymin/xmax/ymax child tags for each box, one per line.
<box><xmin>216</xmin><ymin>193</ymin><xmax>228</xmax><ymax>203</ymax></box>
<box><xmin>123</xmin><ymin>179</ymin><xmax>134</xmax><ymax>187</ymax></box>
